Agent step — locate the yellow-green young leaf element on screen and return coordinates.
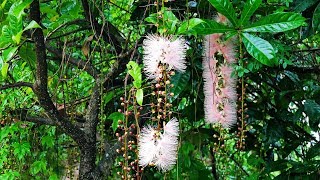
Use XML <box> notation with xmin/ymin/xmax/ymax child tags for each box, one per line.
<box><xmin>208</xmin><ymin>0</ymin><xmax>238</xmax><ymax>26</ymax></box>
<box><xmin>243</xmin><ymin>12</ymin><xmax>305</xmax><ymax>33</ymax></box>
<box><xmin>12</xmin><ymin>31</ymin><xmax>23</xmax><ymax>44</ymax></box>
<box><xmin>177</xmin><ymin>18</ymin><xmax>204</xmax><ymax>35</ymax></box>
<box><xmin>240</xmin><ymin>0</ymin><xmax>262</xmax><ymax>26</ymax></box>
<box><xmin>126</xmin><ymin>61</ymin><xmax>142</xmax><ymax>89</ymax></box>
<box><xmin>1</xmin><ymin>63</ymin><xmax>9</xmax><ymax>78</ymax></box>
<box><xmin>136</xmin><ymin>88</ymin><xmax>143</xmax><ymax>106</ymax></box>
<box><xmin>242</xmin><ymin>33</ymin><xmax>275</xmax><ymax>66</ymax></box>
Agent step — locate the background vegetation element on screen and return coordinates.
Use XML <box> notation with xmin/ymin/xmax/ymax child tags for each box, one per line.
<box><xmin>0</xmin><ymin>0</ymin><xmax>319</xmax><ymax>179</ymax></box>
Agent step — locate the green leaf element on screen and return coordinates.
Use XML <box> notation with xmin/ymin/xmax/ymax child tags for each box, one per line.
<box><xmin>127</xmin><ymin>61</ymin><xmax>142</xmax><ymax>89</ymax></box>
<box><xmin>244</xmin><ymin>12</ymin><xmax>305</xmax><ymax>33</ymax></box>
<box><xmin>23</xmin><ymin>20</ymin><xmax>41</xmax><ymax>31</ymax></box>
<box><xmin>8</xmin><ymin>15</ymin><xmax>22</xmax><ymax>34</ymax></box>
<box><xmin>242</xmin><ymin>33</ymin><xmax>275</xmax><ymax>66</ymax></box>
<box><xmin>292</xmin><ymin>0</ymin><xmax>319</xmax><ymax>12</ymax></box>
<box><xmin>187</xmin><ymin>19</ymin><xmax>235</xmax><ymax>35</ymax></box>
<box><xmin>1</xmin><ymin>63</ymin><xmax>9</xmax><ymax>79</ymax></box>
<box><xmin>240</xmin><ymin>0</ymin><xmax>262</xmax><ymax>26</ymax></box>
<box><xmin>177</xmin><ymin>18</ymin><xmax>204</xmax><ymax>35</ymax></box>
<box><xmin>30</xmin><ymin>160</ymin><xmax>46</xmax><ymax>175</ymax></box>
<box><xmin>312</xmin><ymin>2</ymin><xmax>320</xmax><ymax>32</ymax></box>
<box><xmin>41</xmin><ymin>135</ymin><xmax>55</xmax><ymax>148</ymax></box>
<box><xmin>170</xmin><ymin>70</ymin><xmax>190</xmax><ymax>101</ymax></box>
<box><xmin>3</xmin><ymin>46</ymin><xmax>18</xmax><ymax>62</ymax></box>
<box><xmin>208</xmin><ymin>0</ymin><xmax>238</xmax><ymax>26</ymax></box>
<box><xmin>9</xmin><ymin>0</ymin><xmax>33</xmax><ymax>19</ymax></box>
<box><xmin>136</xmin><ymin>88</ymin><xmax>143</xmax><ymax>106</ymax></box>
<box><xmin>107</xmin><ymin>112</ymin><xmax>124</xmax><ymax>132</ymax></box>
<box><xmin>12</xmin><ymin>31</ymin><xmax>23</xmax><ymax>44</ymax></box>
<box><xmin>13</xmin><ymin>142</ymin><xmax>31</xmax><ymax>160</ymax></box>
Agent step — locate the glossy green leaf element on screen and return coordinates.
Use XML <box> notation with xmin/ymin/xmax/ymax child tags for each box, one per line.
<box><xmin>244</xmin><ymin>12</ymin><xmax>305</xmax><ymax>33</ymax></box>
<box><xmin>187</xmin><ymin>19</ymin><xmax>235</xmax><ymax>35</ymax></box>
<box><xmin>170</xmin><ymin>70</ymin><xmax>190</xmax><ymax>101</ymax></box>
<box><xmin>208</xmin><ymin>0</ymin><xmax>238</xmax><ymax>26</ymax></box>
<box><xmin>312</xmin><ymin>2</ymin><xmax>320</xmax><ymax>32</ymax></box>
<box><xmin>292</xmin><ymin>0</ymin><xmax>319</xmax><ymax>12</ymax></box>
<box><xmin>107</xmin><ymin>112</ymin><xmax>124</xmax><ymax>132</ymax></box>
<box><xmin>240</xmin><ymin>0</ymin><xmax>262</xmax><ymax>26</ymax></box>
<box><xmin>9</xmin><ymin>0</ymin><xmax>33</xmax><ymax>19</ymax></box>
<box><xmin>177</xmin><ymin>18</ymin><xmax>204</xmax><ymax>35</ymax></box>
<box><xmin>1</xmin><ymin>63</ymin><xmax>9</xmax><ymax>78</ymax></box>
<box><xmin>242</xmin><ymin>33</ymin><xmax>275</xmax><ymax>66</ymax></box>
<box><xmin>3</xmin><ymin>46</ymin><xmax>18</xmax><ymax>62</ymax></box>
<box><xmin>136</xmin><ymin>88</ymin><xmax>143</xmax><ymax>106</ymax></box>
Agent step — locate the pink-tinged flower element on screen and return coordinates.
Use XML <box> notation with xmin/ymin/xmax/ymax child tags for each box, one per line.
<box><xmin>142</xmin><ymin>34</ymin><xmax>187</xmax><ymax>79</ymax></box>
<box><xmin>221</xmin><ymin>102</ymin><xmax>237</xmax><ymax>128</ymax></box>
<box><xmin>202</xmin><ymin>33</ymin><xmax>237</xmax><ymax>128</ymax></box>
<box><xmin>220</xmin><ymin>41</ymin><xmax>236</xmax><ymax>63</ymax></box>
<box><xmin>138</xmin><ymin>118</ymin><xmax>179</xmax><ymax>171</ymax></box>
<box><xmin>215</xmin><ymin>13</ymin><xmax>228</xmax><ymax>24</ymax></box>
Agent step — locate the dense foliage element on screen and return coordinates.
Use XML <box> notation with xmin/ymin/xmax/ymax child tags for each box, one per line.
<box><xmin>0</xmin><ymin>0</ymin><xmax>319</xmax><ymax>179</ymax></box>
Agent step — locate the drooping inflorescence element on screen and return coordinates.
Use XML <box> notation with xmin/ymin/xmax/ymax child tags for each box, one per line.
<box><xmin>202</xmin><ymin>14</ymin><xmax>237</xmax><ymax>128</ymax></box>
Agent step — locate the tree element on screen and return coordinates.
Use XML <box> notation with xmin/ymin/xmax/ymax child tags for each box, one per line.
<box><xmin>0</xmin><ymin>0</ymin><xmax>319</xmax><ymax>179</ymax></box>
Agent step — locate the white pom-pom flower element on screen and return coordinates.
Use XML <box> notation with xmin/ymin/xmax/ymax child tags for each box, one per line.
<box><xmin>142</xmin><ymin>34</ymin><xmax>187</xmax><ymax>79</ymax></box>
<box><xmin>138</xmin><ymin>118</ymin><xmax>179</xmax><ymax>172</ymax></box>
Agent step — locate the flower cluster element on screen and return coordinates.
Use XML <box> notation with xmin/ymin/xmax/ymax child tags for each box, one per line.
<box><xmin>142</xmin><ymin>34</ymin><xmax>187</xmax><ymax>79</ymax></box>
<box><xmin>138</xmin><ymin>118</ymin><xmax>179</xmax><ymax>172</ymax></box>
<box><xmin>202</xmin><ymin>14</ymin><xmax>237</xmax><ymax>128</ymax></box>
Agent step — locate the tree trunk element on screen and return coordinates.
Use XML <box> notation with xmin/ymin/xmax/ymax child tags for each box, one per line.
<box><xmin>79</xmin><ymin>141</ymin><xmax>97</xmax><ymax>179</ymax></box>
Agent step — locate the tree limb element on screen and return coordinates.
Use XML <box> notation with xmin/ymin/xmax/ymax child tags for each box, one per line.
<box><xmin>0</xmin><ymin>82</ymin><xmax>33</xmax><ymax>91</ymax></box>
<box><xmin>25</xmin><ymin>116</ymin><xmax>56</xmax><ymax>126</ymax></box>
<box><xmin>30</xmin><ymin>0</ymin><xmax>87</xmax><ymax>146</ymax></box>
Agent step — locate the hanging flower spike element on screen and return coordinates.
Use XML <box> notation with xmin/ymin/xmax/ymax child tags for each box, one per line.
<box><xmin>142</xmin><ymin>34</ymin><xmax>187</xmax><ymax>79</ymax></box>
<box><xmin>203</xmin><ymin>30</ymin><xmax>237</xmax><ymax>128</ymax></box>
<box><xmin>138</xmin><ymin>118</ymin><xmax>179</xmax><ymax>172</ymax></box>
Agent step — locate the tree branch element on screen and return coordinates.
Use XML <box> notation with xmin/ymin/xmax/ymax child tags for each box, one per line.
<box><xmin>0</xmin><ymin>82</ymin><xmax>33</xmax><ymax>91</ymax></box>
<box><xmin>25</xmin><ymin>116</ymin><xmax>56</xmax><ymax>126</ymax></box>
<box><xmin>46</xmin><ymin>45</ymin><xmax>99</xmax><ymax>77</ymax></box>
<box><xmin>30</xmin><ymin>0</ymin><xmax>87</xmax><ymax>146</ymax></box>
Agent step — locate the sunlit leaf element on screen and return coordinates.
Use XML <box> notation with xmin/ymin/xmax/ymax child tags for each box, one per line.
<box><xmin>136</xmin><ymin>88</ymin><xmax>143</xmax><ymax>106</ymax></box>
